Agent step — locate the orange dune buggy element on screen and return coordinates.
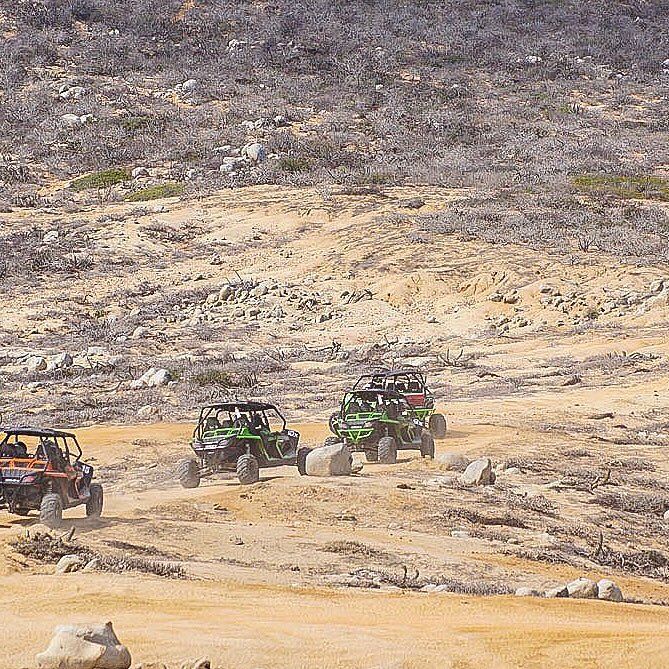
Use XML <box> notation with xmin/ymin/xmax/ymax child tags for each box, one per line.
<box><xmin>0</xmin><ymin>427</ymin><xmax>103</xmax><ymax>528</ymax></box>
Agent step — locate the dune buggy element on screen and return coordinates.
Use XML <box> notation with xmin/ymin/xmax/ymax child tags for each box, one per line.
<box><xmin>177</xmin><ymin>401</ymin><xmax>301</xmax><ymax>487</ymax></box>
<box><xmin>0</xmin><ymin>427</ymin><xmax>103</xmax><ymax>528</ymax></box>
<box><xmin>328</xmin><ymin>389</ymin><xmax>435</xmax><ymax>464</ymax></box>
<box><xmin>353</xmin><ymin>369</ymin><xmax>447</xmax><ymax>438</ymax></box>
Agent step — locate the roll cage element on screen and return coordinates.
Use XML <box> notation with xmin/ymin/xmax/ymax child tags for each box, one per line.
<box><xmin>0</xmin><ymin>427</ymin><xmax>82</xmax><ymax>465</ymax></box>
<box><xmin>353</xmin><ymin>370</ymin><xmax>429</xmax><ymax>395</ymax></box>
<box><xmin>193</xmin><ymin>402</ymin><xmax>287</xmax><ymax>441</ymax></box>
<box><xmin>340</xmin><ymin>389</ymin><xmax>417</xmax><ymax>420</ymax></box>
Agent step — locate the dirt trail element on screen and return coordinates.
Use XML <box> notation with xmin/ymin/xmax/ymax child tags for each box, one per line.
<box><xmin>2</xmin><ymin>422</ymin><xmax>669</xmax><ymax>667</ymax></box>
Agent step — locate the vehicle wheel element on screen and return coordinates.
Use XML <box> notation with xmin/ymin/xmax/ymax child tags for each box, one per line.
<box><xmin>86</xmin><ymin>483</ymin><xmax>104</xmax><ymax>518</ymax></box>
<box><xmin>14</xmin><ymin>508</ymin><xmax>29</xmax><ymax>516</ymax></box>
<box><xmin>377</xmin><ymin>437</ymin><xmax>397</xmax><ymax>464</ymax></box>
<box><xmin>421</xmin><ymin>432</ymin><xmax>435</xmax><ymax>459</ymax></box>
<box><xmin>324</xmin><ymin>436</ymin><xmax>339</xmax><ymax>447</ymax></box>
<box><xmin>39</xmin><ymin>493</ymin><xmax>63</xmax><ymax>529</ymax></box>
<box><xmin>328</xmin><ymin>413</ymin><xmax>339</xmax><ymax>434</ymax></box>
<box><xmin>177</xmin><ymin>458</ymin><xmax>201</xmax><ymax>489</ymax></box>
<box><xmin>364</xmin><ymin>449</ymin><xmax>378</xmax><ymax>462</ymax></box>
<box><xmin>296</xmin><ymin>447</ymin><xmax>311</xmax><ymax>476</ymax></box>
<box><xmin>429</xmin><ymin>413</ymin><xmax>447</xmax><ymax>439</ymax></box>
<box><xmin>236</xmin><ymin>454</ymin><xmax>259</xmax><ymax>485</ymax></box>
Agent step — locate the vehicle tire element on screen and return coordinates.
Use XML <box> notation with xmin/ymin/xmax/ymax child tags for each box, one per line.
<box><xmin>86</xmin><ymin>483</ymin><xmax>104</xmax><ymax>518</ymax></box>
<box><xmin>40</xmin><ymin>493</ymin><xmax>63</xmax><ymax>529</ymax></box>
<box><xmin>420</xmin><ymin>432</ymin><xmax>435</xmax><ymax>459</ymax></box>
<box><xmin>177</xmin><ymin>458</ymin><xmax>201</xmax><ymax>489</ymax></box>
<box><xmin>236</xmin><ymin>454</ymin><xmax>259</xmax><ymax>485</ymax></box>
<box><xmin>296</xmin><ymin>447</ymin><xmax>311</xmax><ymax>476</ymax></box>
<box><xmin>429</xmin><ymin>413</ymin><xmax>447</xmax><ymax>439</ymax></box>
<box><xmin>328</xmin><ymin>413</ymin><xmax>339</xmax><ymax>434</ymax></box>
<box><xmin>14</xmin><ymin>508</ymin><xmax>29</xmax><ymax>516</ymax></box>
<box><xmin>377</xmin><ymin>436</ymin><xmax>397</xmax><ymax>464</ymax></box>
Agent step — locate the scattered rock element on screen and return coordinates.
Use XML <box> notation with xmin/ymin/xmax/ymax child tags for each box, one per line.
<box><xmin>48</xmin><ymin>352</ymin><xmax>74</xmax><ymax>370</ymax></box>
<box><xmin>664</xmin><ymin>510</ymin><xmax>669</xmax><ymax>521</ymax></box>
<box><xmin>43</xmin><ymin>230</ymin><xmax>60</xmax><ymax>243</ymax></box>
<box><xmin>515</xmin><ymin>587</ymin><xmax>541</xmax><ymax>597</ymax></box>
<box><xmin>181</xmin><ymin>78</ymin><xmax>198</xmax><ymax>93</ymax></box>
<box><xmin>131</xmin><ymin>167</ymin><xmax>150</xmax><ymax>179</ymax></box>
<box><xmin>503</xmin><ymin>290</ymin><xmax>519</xmax><ymax>304</ymax></box>
<box><xmin>180</xmin><ymin>659</ymin><xmax>210</xmax><ymax>669</ymax></box>
<box><xmin>544</xmin><ymin>585</ymin><xmax>569</xmax><ymax>598</ymax></box>
<box><xmin>566</xmin><ymin>577</ymin><xmax>598</xmax><ymax>599</ymax></box>
<box><xmin>56</xmin><ymin>555</ymin><xmax>84</xmax><ymax>574</ymax></box>
<box><xmin>137</xmin><ymin>405</ymin><xmax>161</xmax><ymax>419</ymax></box>
<box><xmin>131</xmin><ymin>326</ymin><xmax>148</xmax><ymax>339</ymax></box>
<box><xmin>26</xmin><ymin>355</ymin><xmax>47</xmax><ymax>372</ymax></box>
<box><xmin>597</xmin><ymin>579</ymin><xmax>623</xmax><ymax>602</ymax></box>
<box><xmin>436</xmin><ymin>452</ymin><xmax>470</xmax><ymax>471</ymax></box>
<box><xmin>460</xmin><ymin>457</ymin><xmax>495</xmax><ymax>486</ymax></box>
<box><xmin>241</xmin><ymin>142</ymin><xmax>267</xmax><ymax>163</ymax></box>
<box><xmin>36</xmin><ymin>621</ymin><xmax>131</xmax><ymax>669</ymax></box>
<box><xmin>131</xmin><ymin>367</ymin><xmax>172</xmax><ymax>389</ymax></box>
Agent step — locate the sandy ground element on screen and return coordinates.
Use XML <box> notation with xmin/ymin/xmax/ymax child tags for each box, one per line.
<box><xmin>2</xmin><ymin>186</ymin><xmax>669</xmax><ymax>667</ymax></box>
<box><xmin>2</xmin><ymin>420</ymin><xmax>669</xmax><ymax>668</ymax></box>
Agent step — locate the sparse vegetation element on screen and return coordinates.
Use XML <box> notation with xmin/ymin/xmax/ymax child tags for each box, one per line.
<box><xmin>70</xmin><ymin>168</ymin><xmax>130</xmax><ymax>192</ymax></box>
<box><xmin>126</xmin><ymin>182</ymin><xmax>184</xmax><ymax>201</ymax></box>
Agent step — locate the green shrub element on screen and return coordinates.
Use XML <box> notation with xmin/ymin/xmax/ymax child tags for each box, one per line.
<box><xmin>191</xmin><ymin>369</ymin><xmax>235</xmax><ymax>387</ymax></box>
<box><xmin>572</xmin><ymin>174</ymin><xmax>669</xmax><ymax>201</ymax></box>
<box><xmin>279</xmin><ymin>156</ymin><xmax>310</xmax><ymax>172</ymax></box>
<box><xmin>70</xmin><ymin>168</ymin><xmax>130</xmax><ymax>191</ymax></box>
<box><xmin>126</xmin><ymin>182</ymin><xmax>184</xmax><ymax>202</ymax></box>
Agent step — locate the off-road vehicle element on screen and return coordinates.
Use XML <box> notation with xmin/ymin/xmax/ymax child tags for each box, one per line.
<box><xmin>328</xmin><ymin>389</ymin><xmax>435</xmax><ymax>464</ymax></box>
<box><xmin>353</xmin><ymin>369</ymin><xmax>447</xmax><ymax>438</ymax></box>
<box><xmin>177</xmin><ymin>402</ymin><xmax>301</xmax><ymax>487</ymax></box>
<box><xmin>0</xmin><ymin>427</ymin><xmax>103</xmax><ymax>528</ymax></box>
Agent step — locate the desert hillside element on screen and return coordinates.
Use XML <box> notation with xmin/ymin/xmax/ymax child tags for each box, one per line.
<box><xmin>2</xmin><ymin>2</ymin><xmax>669</xmax><ymax>668</ymax></box>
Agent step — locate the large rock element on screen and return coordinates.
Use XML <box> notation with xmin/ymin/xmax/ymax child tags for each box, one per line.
<box><xmin>36</xmin><ymin>621</ymin><xmax>131</xmax><ymax>669</ymax></box>
<box><xmin>515</xmin><ymin>587</ymin><xmax>541</xmax><ymax>597</ymax></box>
<box><xmin>303</xmin><ymin>442</ymin><xmax>354</xmax><ymax>476</ymax></box>
<box><xmin>597</xmin><ymin>579</ymin><xmax>623</xmax><ymax>602</ymax></box>
<box><xmin>130</xmin><ymin>367</ymin><xmax>172</xmax><ymax>389</ymax></box>
<box><xmin>460</xmin><ymin>458</ymin><xmax>495</xmax><ymax>486</ymax></box>
<box><xmin>241</xmin><ymin>142</ymin><xmax>267</xmax><ymax>163</ymax></box>
<box><xmin>436</xmin><ymin>452</ymin><xmax>470</xmax><ymax>472</ymax></box>
<box><xmin>566</xmin><ymin>577</ymin><xmax>598</xmax><ymax>599</ymax></box>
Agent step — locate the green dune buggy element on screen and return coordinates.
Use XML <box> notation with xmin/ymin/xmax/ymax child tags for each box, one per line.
<box><xmin>327</xmin><ymin>389</ymin><xmax>435</xmax><ymax>464</ymax></box>
<box><xmin>353</xmin><ymin>369</ymin><xmax>447</xmax><ymax>438</ymax></box>
<box><xmin>177</xmin><ymin>402</ymin><xmax>301</xmax><ymax>486</ymax></box>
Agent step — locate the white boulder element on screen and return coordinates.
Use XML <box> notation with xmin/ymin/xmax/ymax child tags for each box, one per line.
<box><xmin>566</xmin><ymin>577</ymin><xmax>598</xmax><ymax>599</ymax></box>
<box><xmin>241</xmin><ymin>142</ymin><xmax>267</xmax><ymax>163</ymax></box>
<box><xmin>460</xmin><ymin>458</ymin><xmax>495</xmax><ymax>486</ymax></box>
<box><xmin>36</xmin><ymin>621</ymin><xmax>131</xmax><ymax>669</ymax></box>
<box><xmin>303</xmin><ymin>442</ymin><xmax>354</xmax><ymax>476</ymax></box>
<box><xmin>597</xmin><ymin>579</ymin><xmax>623</xmax><ymax>602</ymax></box>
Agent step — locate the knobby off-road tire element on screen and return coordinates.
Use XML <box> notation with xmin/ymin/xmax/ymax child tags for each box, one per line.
<box><xmin>420</xmin><ymin>432</ymin><xmax>435</xmax><ymax>459</ymax></box>
<box><xmin>377</xmin><ymin>436</ymin><xmax>397</xmax><ymax>464</ymax></box>
<box><xmin>429</xmin><ymin>413</ymin><xmax>447</xmax><ymax>439</ymax></box>
<box><xmin>40</xmin><ymin>493</ymin><xmax>63</xmax><ymax>529</ymax></box>
<box><xmin>177</xmin><ymin>458</ymin><xmax>201</xmax><ymax>489</ymax></box>
<box><xmin>86</xmin><ymin>483</ymin><xmax>104</xmax><ymax>518</ymax></box>
<box><xmin>236</xmin><ymin>454</ymin><xmax>260</xmax><ymax>485</ymax></box>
